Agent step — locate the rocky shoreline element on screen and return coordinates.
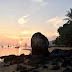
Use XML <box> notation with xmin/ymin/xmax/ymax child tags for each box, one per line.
<box><xmin>0</xmin><ymin>49</ymin><xmax>72</xmax><ymax>72</ymax></box>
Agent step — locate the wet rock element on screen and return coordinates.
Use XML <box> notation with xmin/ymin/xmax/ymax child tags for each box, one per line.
<box><xmin>35</xmin><ymin>65</ymin><xmax>40</xmax><ymax>69</ymax></box>
<box><xmin>61</xmin><ymin>63</ymin><xmax>67</xmax><ymax>68</ymax></box>
<box><xmin>51</xmin><ymin>61</ymin><xmax>58</xmax><ymax>65</ymax></box>
<box><xmin>43</xmin><ymin>65</ymin><xmax>48</xmax><ymax>68</ymax></box>
<box><xmin>16</xmin><ymin>64</ymin><xmax>39</xmax><ymax>72</ymax></box>
<box><xmin>69</xmin><ymin>50</ymin><xmax>72</xmax><ymax>55</ymax></box>
<box><xmin>49</xmin><ymin>49</ymin><xmax>72</xmax><ymax>62</ymax></box>
<box><xmin>10</xmin><ymin>61</ymin><xmax>13</xmax><ymax>65</ymax></box>
<box><xmin>50</xmin><ymin>49</ymin><xmax>69</xmax><ymax>59</ymax></box>
<box><xmin>61</xmin><ymin>58</ymin><xmax>72</xmax><ymax>67</ymax></box>
<box><xmin>1</xmin><ymin>55</ymin><xmax>14</xmax><ymax>58</ymax></box>
<box><xmin>63</xmin><ymin>68</ymin><xmax>72</xmax><ymax>72</ymax></box>
<box><xmin>14</xmin><ymin>59</ymin><xmax>24</xmax><ymax>64</ymax></box>
<box><xmin>51</xmin><ymin>59</ymin><xmax>59</xmax><ymax>65</ymax></box>
<box><xmin>4</xmin><ymin>55</ymin><xmax>16</xmax><ymax>63</ymax></box>
<box><xmin>31</xmin><ymin>70</ymin><xmax>39</xmax><ymax>72</ymax></box>
<box><xmin>29</xmin><ymin>55</ymin><xmax>49</xmax><ymax>66</ymax></box>
<box><xmin>4</xmin><ymin>54</ymin><xmax>25</xmax><ymax>64</ymax></box>
<box><xmin>51</xmin><ymin>65</ymin><xmax>60</xmax><ymax>70</ymax></box>
<box><xmin>20</xmin><ymin>69</ymin><xmax>28</xmax><ymax>72</ymax></box>
<box><xmin>3</xmin><ymin>64</ymin><xmax>9</xmax><ymax>67</ymax></box>
<box><xmin>16</xmin><ymin>65</ymin><xmax>26</xmax><ymax>71</ymax></box>
<box><xmin>31</xmin><ymin>32</ymin><xmax>50</xmax><ymax>55</ymax></box>
<box><xmin>0</xmin><ymin>56</ymin><xmax>8</xmax><ymax>59</ymax></box>
<box><xmin>20</xmin><ymin>54</ymin><xmax>25</xmax><ymax>58</ymax></box>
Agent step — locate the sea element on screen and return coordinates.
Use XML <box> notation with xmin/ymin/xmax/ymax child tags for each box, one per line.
<box><xmin>0</xmin><ymin>46</ymin><xmax>31</xmax><ymax>57</ymax></box>
<box><xmin>0</xmin><ymin>46</ymin><xmax>72</xmax><ymax>57</ymax></box>
<box><xmin>0</xmin><ymin>46</ymin><xmax>72</xmax><ymax>63</ymax></box>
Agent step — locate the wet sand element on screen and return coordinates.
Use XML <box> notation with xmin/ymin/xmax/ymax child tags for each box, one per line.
<box><xmin>48</xmin><ymin>47</ymin><xmax>72</xmax><ymax>52</ymax></box>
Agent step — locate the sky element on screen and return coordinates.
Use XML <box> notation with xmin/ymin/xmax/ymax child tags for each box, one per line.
<box><xmin>0</xmin><ymin>0</ymin><xmax>72</xmax><ymax>46</ymax></box>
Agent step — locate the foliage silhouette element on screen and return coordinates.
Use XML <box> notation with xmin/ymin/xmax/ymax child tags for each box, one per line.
<box><xmin>53</xmin><ymin>8</ymin><xmax>72</xmax><ymax>46</ymax></box>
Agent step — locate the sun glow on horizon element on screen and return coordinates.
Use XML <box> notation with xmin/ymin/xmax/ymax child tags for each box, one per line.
<box><xmin>19</xmin><ymin>41</ymin><xmax>22</xmax><ymax>44</ymax></box>
<box><xmin>19</xmin><ymin>47</ymin><xmax>21</xmax><ymax>54</ymax></box>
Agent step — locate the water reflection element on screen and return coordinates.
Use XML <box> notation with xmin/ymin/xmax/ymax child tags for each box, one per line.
<box><xmin>0</xmin><ymin>46</ymin><xmax>31</xmax><ymax>57</ymax></box>
<box><xmin>1</xmin><ymin>46</ymin><xmax>72</xmax><ymax>57</ymax></box>
<box><xmin>19</xmin><ymin>47</ymin><xmax>21</xmax><ymax>54</ymax></box>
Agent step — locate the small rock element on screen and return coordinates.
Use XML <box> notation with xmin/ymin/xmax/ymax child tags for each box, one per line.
<box><xmin>51</xmin><ymin>61</ymin><xmax>58</xmax><ymax>65</ymax></box>
<box><xmin>20</xmin><ymin>69</ymin><xmax>28</xmax><ymax>72</ymax></box>
<box><xmin>20</xmin><ymin>54</ymin><xmax>25</xmax><ymax>58</ymax></box>
<box><xmin>16</xmin><ymin>65</ymin><xmax>26</xmax><ymax>71</ymax></box>
<box><xmin>3</xmin><ymin>64</ymin><xmax>9</xmax><ymax>67</ymax></box>
<box><xmin>51</xmin><ymin>65</ymin><xmax>60</xmax><ymax>70</ymax></box>
<box><xmin>31</xmin><ymin>70</ymin><xmax>39</xmax><ymax>72</ymax></box>
<box><xmin>43</xmin><ymin>65</ymin><xmax>48</xmax><ymax>68</ymax></box>
<box><xmin>61</xmin><ymin>59</ymin><xmax>71</xmax><ymax>68</ymax></box>
<box><xmin>10</xmin><ymin>61</ymin><xmax>13</xmax><ymax>65</ymax></box>
<box><xmin>63</xmin><ymin>68</ymin><xmax>72</xmax><ymax>72</ymax></box>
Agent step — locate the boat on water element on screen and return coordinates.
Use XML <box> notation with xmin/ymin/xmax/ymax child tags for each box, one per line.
<box><xmin>15</xmin><ymin>46</ymin><xmax>20</xmax><ymax>48</ymax></box>
<box><xmin>2</xmin><ymin>46</ymin><xmax>3</xmax><ymax>48</ymax></box>
<box><xmin>15</xmin><ymin>41</ymin><xmax>20</xmax><ymax>48</ymax></box>
<box><xmin>8</xmin><ymin>45</ymin><xmax>9</xmax><ymax>47</ymax></box>
<box><xmin>1</xmin><ymin>40</ymin><xmax>3</xmax><ymax>48</ymax></box>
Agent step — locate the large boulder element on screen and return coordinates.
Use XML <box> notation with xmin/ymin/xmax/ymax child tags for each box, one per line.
<box><xmin>31</xmin><ymin>32</ymin><xmax>50</xmax><ymax>55</ymax></box>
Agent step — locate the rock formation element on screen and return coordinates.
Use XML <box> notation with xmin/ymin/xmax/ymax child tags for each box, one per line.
<box><xmin>31</xmin><ymin>32</ymin><xmax>50</xmax><ymax>55</ymax></box>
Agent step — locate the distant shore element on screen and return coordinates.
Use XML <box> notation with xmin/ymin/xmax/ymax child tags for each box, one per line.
<box><xmin>48</xmin><ymin>47</ymin><xmax>72</xmax><ymax>52</ymax></box>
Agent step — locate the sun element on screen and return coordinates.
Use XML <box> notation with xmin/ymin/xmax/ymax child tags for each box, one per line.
<box><xmin>18</xmin><ymin>18</ymin><xmax>25</xmax><ymax>24</ymax></box>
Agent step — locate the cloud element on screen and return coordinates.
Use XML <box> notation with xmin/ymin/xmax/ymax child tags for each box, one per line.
<box><xmin>0</xmin><ymin>33</ymin><xmax>31</xmax><ymax>40</ymax></box>
<box><xmin>40</xmin><ymin>2</ymin><xmax>48</xmax><ymax>6</ymax></box>
<box><xmin>21</xmin><ymin>31</ymin><xmax>31</xmax><ymax>34</ymax></box>
<box><xmin>32</xmin><ymin>0</ymin><xmax>48</xmax><ymax>6</ymax></box>
<box><xmin>45</xmin><ymin>32</ymin><xmax>59</xmax><ymax>37</ymax></box>
<box><xmin>23</xmin><ymin>15</ymin><xmax>30</xmax><ymax>18</ymax></box>
<box><xmin>46</xmin><ymin>16</ymin><xmax>65</xmax><ymax>28</ymax></box>
<box><xmin>32</xmin><ymin>0</ymin><xmax>43</xmax><ymax>2</ymax></box>
<box><xmin>48</xmin><ymin>36</ymin><xmax>57</xmax><ymax>41</ymax></box>
<box><xmin>18</xmin><ymin>15</ymin><xmax>30</xmax><ymax>24</ymax></box>
<box><xmin>21</xmin><ymin>30</ymin><xmax>39</xmax><ymax>39</ymax></box>
<box><xmin>0</xmin><ymin>34</ymin><xmax>19</xmax><ymax>39</ymax></box>
<box><xmin>21</xmin><ymin>30</ymin><xmax>35</xmax><ymax>35</ymax></box>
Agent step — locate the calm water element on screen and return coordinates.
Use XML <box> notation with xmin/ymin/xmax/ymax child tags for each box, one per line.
<box><xmin>0</xmin><ymin>46</ymin><xmax>31</xmax><ymax>57</ymax></box>
<box><xmin>0</xmin><ymin>46</ymin><xmax>72</xmax><ymax>57</ymax></box>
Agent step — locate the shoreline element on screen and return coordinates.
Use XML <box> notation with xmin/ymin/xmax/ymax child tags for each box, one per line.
<box><xmin>0</xmin><ymin>49</ymin><xmax>72</xmax><ymax>72</ymax></box>
<box><xmin>0</xmin><ymin>46</ymin><xmax>72</xmax><ymax>57</ymax></box>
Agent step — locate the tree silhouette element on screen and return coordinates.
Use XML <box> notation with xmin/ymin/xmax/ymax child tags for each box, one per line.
<box><xmin>53</xmin><ymin>8</ymin><xmax>72</xmax><ymax>46</ymax></box>
<box><xmin>64</xmin><ymin>8</ymin><xmax>72</xmax><ymax>24</ymax></box>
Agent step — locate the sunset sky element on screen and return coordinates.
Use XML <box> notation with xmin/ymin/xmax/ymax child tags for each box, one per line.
<box><xmin>0</xmin><ymin>0</ymin><xmax>72</xmax><ymax>46</ymax></box>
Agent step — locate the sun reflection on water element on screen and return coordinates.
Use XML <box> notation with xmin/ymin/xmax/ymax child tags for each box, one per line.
<box><xmin>19</xmin><ymin>47</ymin><xmax>21</xmax><ymax>54</ymax></box>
